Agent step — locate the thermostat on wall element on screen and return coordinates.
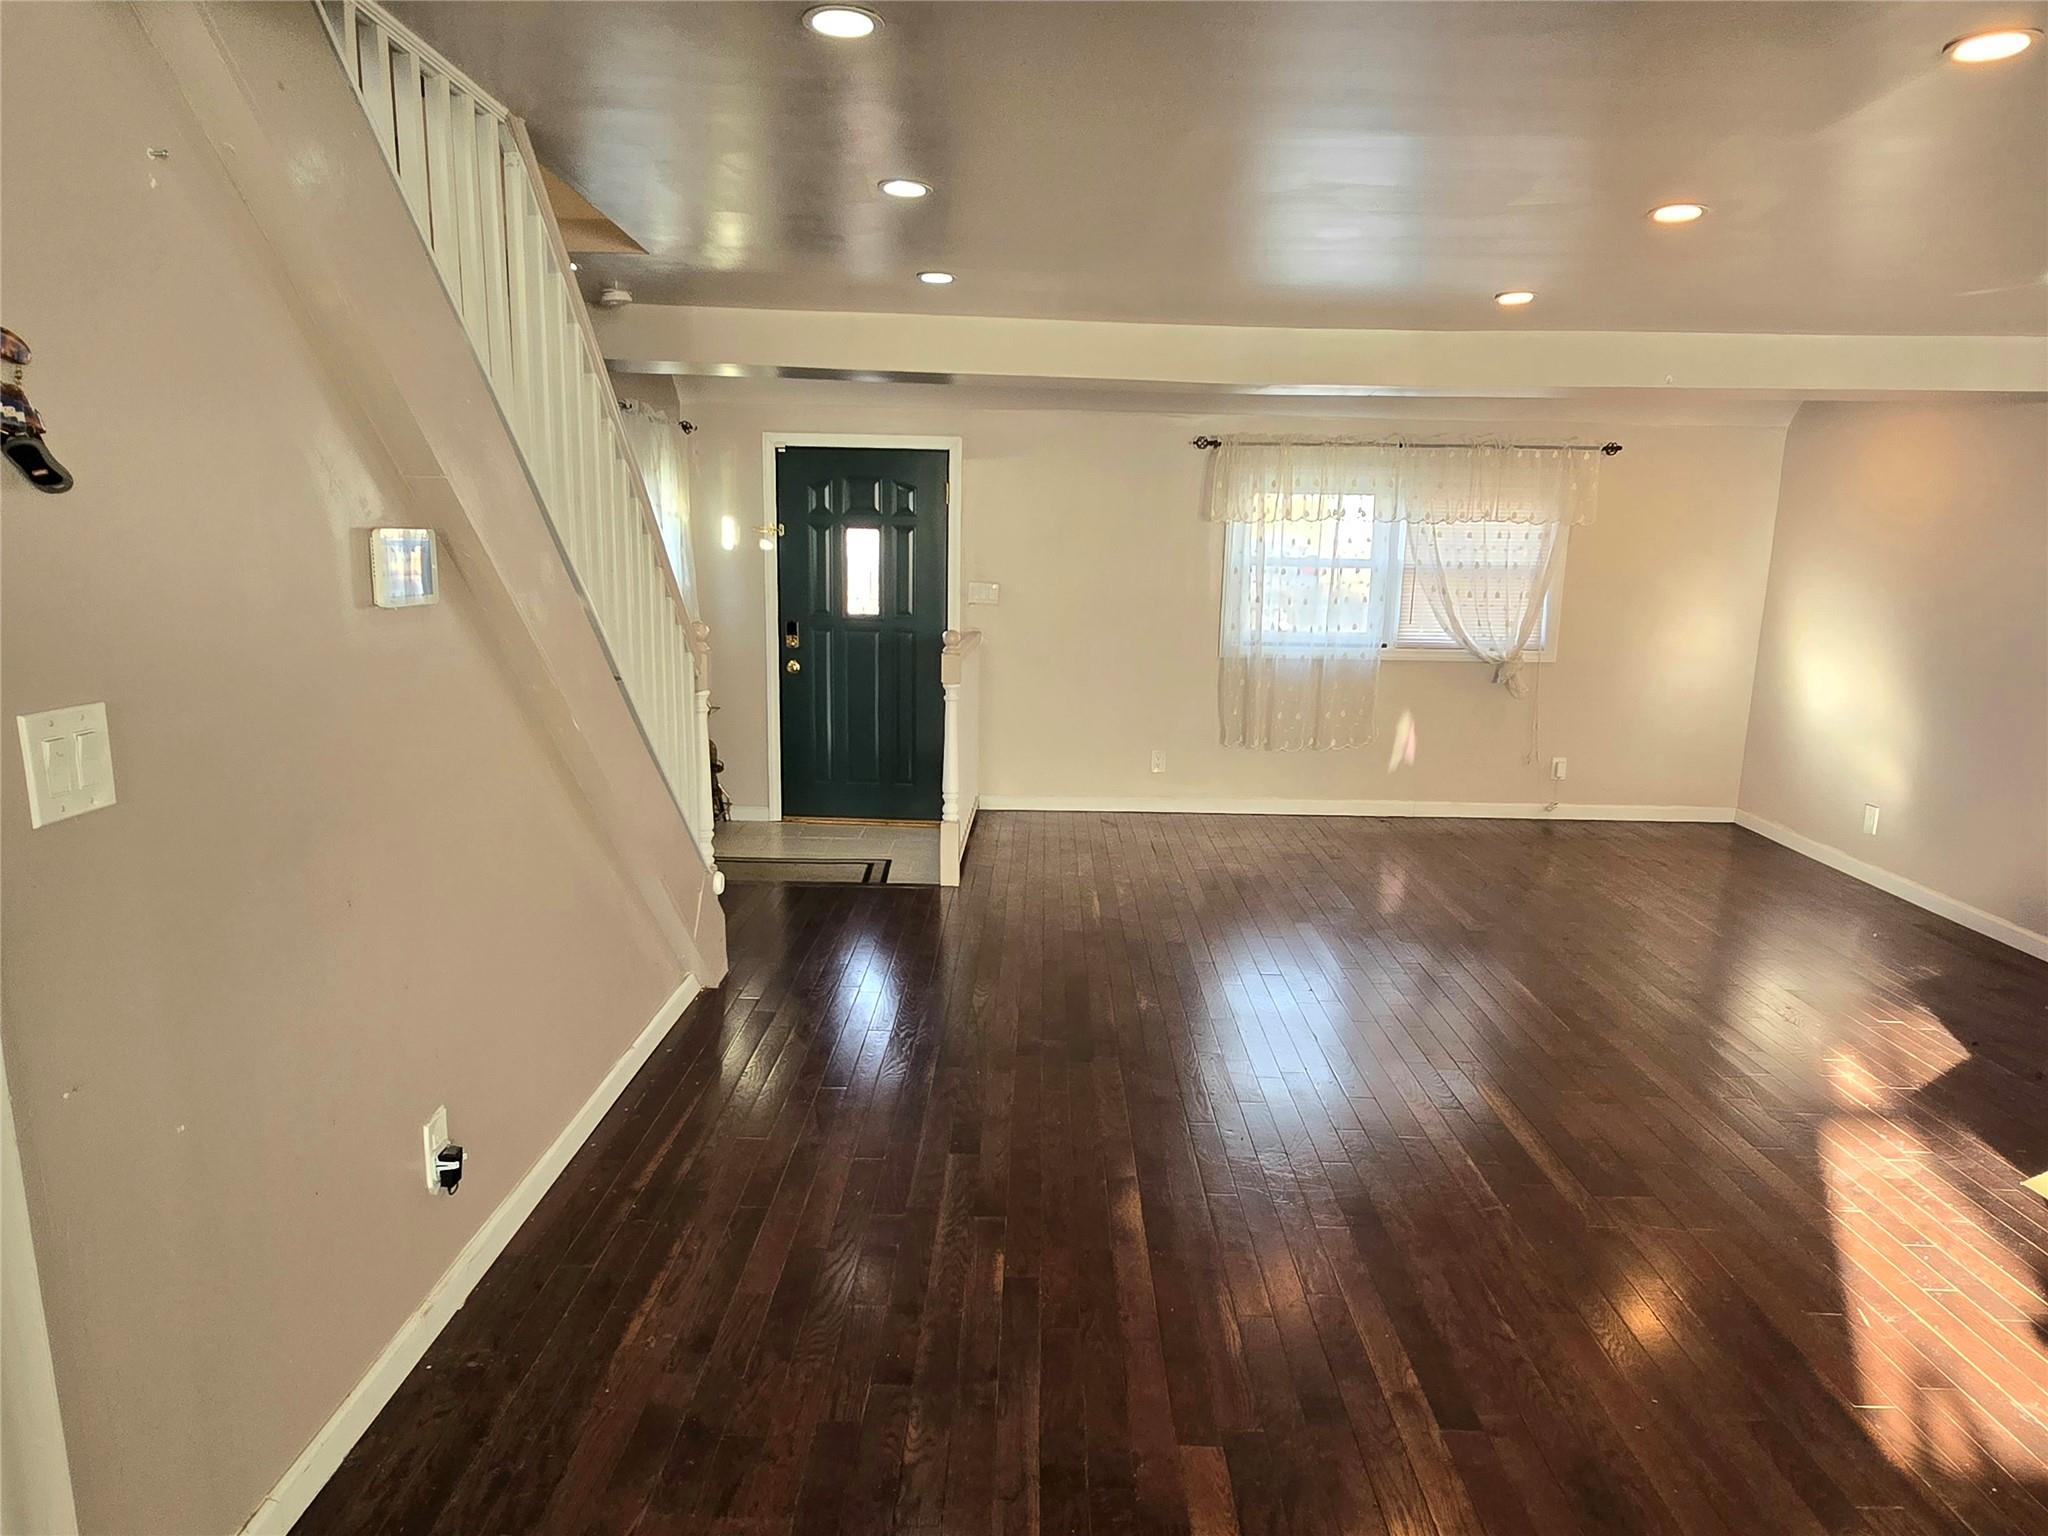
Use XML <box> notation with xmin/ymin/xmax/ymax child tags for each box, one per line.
<box><xmin>370</xmin><ymin>528</ymin><xmax>439</xmax><ymax>608</ymax></box>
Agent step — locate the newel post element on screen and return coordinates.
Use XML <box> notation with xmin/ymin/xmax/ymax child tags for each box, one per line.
<box><xmin>939</xmin><ymin>628</ymin><xmax>983</xmax><ymax>887</ymax></box>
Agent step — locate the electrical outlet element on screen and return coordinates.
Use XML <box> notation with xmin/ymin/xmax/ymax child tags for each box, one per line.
<box><xmin>1150</xmin><ymin>749</ymin><xmax>1166</xmax><ymax>774</ymax></box>
<box><xmin>1863</xmin><ymin>803</ymin><xmax>1881</xmax><ymax>836</ymax></box>
<box><xmin>1550</xmin><ymin>756</ymin><xmax>1567</xmax><ymax>782</ymax></box>
<box><xmin>423</xmin><ymin>1105</ymin><xmax>450</xmax><ymax>1193</ymax></box>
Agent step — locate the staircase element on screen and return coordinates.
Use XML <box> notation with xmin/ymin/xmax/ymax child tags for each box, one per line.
<box><xmin>316</xmin><ymin>0</ymin><xmax>721</xmax><ymax>890</ymax></box>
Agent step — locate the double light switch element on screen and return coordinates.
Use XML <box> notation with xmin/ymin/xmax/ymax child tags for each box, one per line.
<box><xmin>17</xmin><ymin>702</ymin><xmax>116</xmax><ymax>827</ymax></box>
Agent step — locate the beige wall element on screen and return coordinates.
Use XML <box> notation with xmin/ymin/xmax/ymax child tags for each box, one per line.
<box><xmin>1740</xmin><ymin>400</ymin><xmax>2048</xmax><ymax>938</ymax></box>
<box><xmin>671</xmin><ymin>385</ymin><xmax>1789</xmax><ymax>815</ymax></box>
<box><xmin>2</xmin><ymin>8</ymin><xmax>687</xmax><ymax>1531</ymax></box>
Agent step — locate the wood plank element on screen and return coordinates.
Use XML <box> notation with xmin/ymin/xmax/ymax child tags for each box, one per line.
<box><xmin>296</xmin><ymin>816</ymin><xmax>2048</xmax><ymax>1536</ymax></box>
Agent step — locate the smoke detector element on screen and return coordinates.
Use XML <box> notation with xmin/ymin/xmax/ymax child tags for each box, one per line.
<box><xmin>595</xmin><ymin>283</ymin><xmax>633</xmax><ymax>309</ymax></box>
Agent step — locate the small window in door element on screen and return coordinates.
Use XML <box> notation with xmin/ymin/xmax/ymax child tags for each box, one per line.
<box><xmin>844</xmin><ymin>526</ymin><xmax>881</xmax><ymax>616</ymax></box>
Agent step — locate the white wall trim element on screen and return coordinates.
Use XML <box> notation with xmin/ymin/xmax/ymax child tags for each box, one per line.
<box><xmin>238</xmin><ymin>975</ymin><xmax>701</xmax><ymax>1536</ymax></box>
<box><xmin>759</xmin><ymin>433</ymin><xmax>965</xmax><ymax>823</ymax></box>
<box><xmin>725</xmin><ymin>804</ymin><xmax>776</xmax><ymax>822</ymax></box>
<box><xmin>977</xmin><ymin>795</ymin><xmax>1736</xmax><ymax>821</ymax></box>
<box><xmin>1733</xmin><ymin>811</ymin><xmax>2048</xmax><ymax>963</ymax></box>
<box><xmin>2</xmin><ymin>1036</ymin><xmax>81</xmax><ymax>1536</ymax></box>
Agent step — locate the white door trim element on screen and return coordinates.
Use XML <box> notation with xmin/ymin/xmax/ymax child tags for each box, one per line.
<box><xmin>1</xmin><ymin>1035</ymin><xmax>81</xmax><ymax>1536</ymax></box>
<box><xmin>759</xmin><ymin>434</ymin><xmax>964</xmax><ymax>823</ymax></box>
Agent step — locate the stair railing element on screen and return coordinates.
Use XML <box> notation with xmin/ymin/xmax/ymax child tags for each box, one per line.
<box><xmin>315</xmin><ymin>0</ymin><xmax>716</xmax><ymax>872</ymax></box>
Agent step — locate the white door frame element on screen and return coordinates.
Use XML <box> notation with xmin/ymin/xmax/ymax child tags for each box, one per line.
<box><xmin>1</xmin><ymin>1034</ymin><xmax>80</xmax><ymax>1535</ymax></box>
<box><xmin>758</xmin><ymin>434</ymin><xmax>964</xmax><ymax>823</ymax></box>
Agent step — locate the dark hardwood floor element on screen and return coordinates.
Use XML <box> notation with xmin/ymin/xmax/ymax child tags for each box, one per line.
<box><xmin>297</xmin><ymin>813</ymin><xmax>2048</xmax><ymax>1536</ymax></box>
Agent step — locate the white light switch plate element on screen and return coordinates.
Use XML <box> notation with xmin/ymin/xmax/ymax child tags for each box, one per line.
<box><xmin>17</xmin><ymin>703</ymin><xmax>116</xmax><ymax>828</ymax></box>
<box><xmin>967</xmin><ymin>580</ymin><xmax>1000</xmax><ymax>605</ymax></box>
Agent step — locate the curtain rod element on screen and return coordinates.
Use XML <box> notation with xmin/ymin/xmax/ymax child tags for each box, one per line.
<box><xmin>1191</xmin><ymin>435</ymin><xmax>1621</xmax><ymax>454</ymax></box>
<box><xmin>617</xmin><ymin>399</ymin><xmax>695</xmax><ymax>433</ymax></box>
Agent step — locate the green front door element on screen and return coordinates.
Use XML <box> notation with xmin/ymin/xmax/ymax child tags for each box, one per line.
<box><xmin>776</xmin><ymin>445</ymin><xmax>948</xmax><ymax>820</ymax></box>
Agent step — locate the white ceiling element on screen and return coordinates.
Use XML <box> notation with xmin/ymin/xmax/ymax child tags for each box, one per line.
<box><xmin>396</xmin><ymin>2</ymin><xmax>2048</xmax><ymax>337</ymax></box>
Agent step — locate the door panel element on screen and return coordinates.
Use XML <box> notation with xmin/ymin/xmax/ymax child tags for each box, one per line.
<box><xmin>777</xmin><ymin>446</ymin><xmax>947</xmax><ymax>819</ymax></box>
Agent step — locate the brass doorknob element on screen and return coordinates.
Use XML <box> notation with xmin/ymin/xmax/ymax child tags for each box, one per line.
<box><xmin>785</xmin><ymin>659</ymin><xmax>802</xmax><ymax>674</ymax></box>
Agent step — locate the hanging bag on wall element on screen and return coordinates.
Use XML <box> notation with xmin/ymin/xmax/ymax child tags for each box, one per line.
<box><xmin>2</xmin><ymin>328</ymin><xmax>74</xmax><ymax>493</ymax></box>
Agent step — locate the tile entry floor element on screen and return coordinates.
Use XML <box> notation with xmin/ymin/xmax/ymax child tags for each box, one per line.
<box><xmin>716</xmin><ymin>817</ymin><xmax>942</xmax><ymax>885</ymax></box>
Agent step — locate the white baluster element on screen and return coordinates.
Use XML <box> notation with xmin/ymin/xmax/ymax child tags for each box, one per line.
<box><xmin>322</xmin><ymin>1</ymin><xmax>719</xmax><ymax>875</ymax></box>
<box><xmin>475</xmin><ymin>118</ymin><xmax>509</xmax><ymax>382</ymax></box>
<box><xmin>421</xmin><ymin>74</ymin><xmax>457</xmax><ymax>291</ymax></box>
<box><xmin>941</xmin><ymin>681</ymin><xmax>962</xmax><ymax>827</ymax></box>
<box><xmin>391</xmin><ymin>48</ymin><xmax>428</xmax><ymax>233</ymax></box>
<box><xmin>357</xmin><ymin>22</ymin><xmax>395</xmax><ymax>164</ymax></box>
<box><xmin>697</xmin><ymin>685</ymin><xmax>717</xmax><ymax>874</ymax></box>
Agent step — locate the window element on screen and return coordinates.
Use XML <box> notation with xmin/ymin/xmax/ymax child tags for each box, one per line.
<box><xmin>1393</xmin><ymin>520</ymin><xmax>1558</xmax><ymax>653</ymax></box>
<box><xmin>842</xmin><ymin>526</ymin><xmax>881</xmax><ymax>616</ymax></box>
<box><xmin>1228</xmin><ymin>500</ymin><xmax>1380</xmax><ymax>655</ymax></box>
<box><xmin>1227</xmin><ymin>504</ymin><xmax>1563</xmax><ymax>658</ymax></box>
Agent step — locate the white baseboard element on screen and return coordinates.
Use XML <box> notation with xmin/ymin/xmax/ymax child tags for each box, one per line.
<box><xmin>1733</xmin><ymin>811</ymin><xmax>2048</xmax><ymax>963</ymax></box>
<box><xmin>239</xmin><ymin>975</ymin><xmax>701</xmax><ymax>1535</ymax></box>
<box><xmin>725</xmin><ymin>804</ymin><xmax>775</xmax><ymax>822</ymax></box>
<box><xmin>977</xmin><ymin>794</ymin><xmax>1736</xmax><ymax>822</ymax></box>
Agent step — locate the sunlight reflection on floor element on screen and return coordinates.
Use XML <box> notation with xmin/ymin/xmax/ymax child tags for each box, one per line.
<box><xmin>1820</xmin><ymin>1038</ymin><xmax>2048</xmax><ymax>1491</ymax></box>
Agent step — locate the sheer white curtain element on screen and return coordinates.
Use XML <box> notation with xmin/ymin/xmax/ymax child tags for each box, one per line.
<box><xmin>1206</xmin><ymin>437</ymin><xmax>1601</xmax><ymax>748</ymax></box>
<box><xmin>618</xmin><ymin>402</ymin><xmax>698</xmax><ymax>614</ymax></box>
<box><xmin>1397</xmin><ymin>443</ymin><xmax>1597</xmax><ymax>696</ymax></box>
<box><xmin>1218</xmin><ymin>510</ymin><xmax>1386</xmax><ymax>749</ymax></box>
<box><xmin>1403</xmin><ymin>522</ymin><xmax>1564</xmax><ymax>695</ymax></box>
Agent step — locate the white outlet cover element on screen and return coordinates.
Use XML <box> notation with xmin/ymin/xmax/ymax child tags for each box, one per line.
<box><xmin>423</xmin><ymin>1105</ymin><xmax>450</xmax><ymax>1192</ymax></box>
<box><xmin>17</xmin><ymin>703</ymin><xmax>116</xmax><ymax>828</ymax></box>
<box><xmin>1550</xmin><ymin>756</ymin><xmax>1568</xmax><ymax>781</ymax></box>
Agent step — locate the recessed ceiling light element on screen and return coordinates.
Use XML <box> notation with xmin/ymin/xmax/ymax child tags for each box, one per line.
<box><xmin>879</xmin><ymin>178</ymin><xmax>931</xmax><ymax>199</ymax></box>
<box><xmin>1648</xmin><ymin>202</ymin><xmax>1707</xmax><ymax>225</ymax></box>
<box><xmin>1494</xmin><ymin>290</ymin><xmax>1535</xmax><ymax>307</ymax></box>
<box><xmin>570</xmin><ymin>261</ymin><xmax>580</xmax><ymax>271</ymax></box>
<box><xmin>1943</xmin><ymin>27</ymin><xmax>2039</xmax><ymax>63</ymax></box>
<box><xmin>803</xmin><ymin>6</ymin><xmax>879</xmax><ymax>39</ymax></box>
<box><xmin>917</xmin><ymin>270</ymin><xmax>954</xmax><ymax>285</ymax></box>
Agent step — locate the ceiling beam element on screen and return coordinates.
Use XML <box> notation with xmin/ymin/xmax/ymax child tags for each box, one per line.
<box><xmin>597</xmin><ymin>304</ymin><xmax>2048</xmax><ymax>401</ymax></box>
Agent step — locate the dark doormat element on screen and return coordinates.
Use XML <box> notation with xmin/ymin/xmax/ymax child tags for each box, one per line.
<box><xmin>719</xmin><ymin>856</ymin><xmax>892</xmax><ymax>885</ymax></box>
